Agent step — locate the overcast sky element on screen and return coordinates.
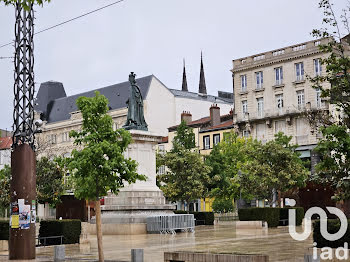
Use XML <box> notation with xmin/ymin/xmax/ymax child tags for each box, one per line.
<box><xmin>0</xmin><ymin>0</ymin><xmax>347</xmax><ymax>130</ymax></box>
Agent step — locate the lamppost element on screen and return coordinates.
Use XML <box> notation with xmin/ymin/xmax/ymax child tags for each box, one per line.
<box><xmin>9</xmin><ymin>1</ymin><xmax>41</xmax><ymax>260</ymax></box>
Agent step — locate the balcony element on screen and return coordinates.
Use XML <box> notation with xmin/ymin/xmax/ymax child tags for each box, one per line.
<box><xmin>235</xmin><ymin>107</ymin><xmax>300</xmax><ymax>123</ymax></box>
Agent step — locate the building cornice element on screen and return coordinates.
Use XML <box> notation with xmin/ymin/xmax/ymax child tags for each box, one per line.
<box><xmin>232</xmin><ymin>48</ymin><xmax>324</xmax><ymax>73</ymax></box>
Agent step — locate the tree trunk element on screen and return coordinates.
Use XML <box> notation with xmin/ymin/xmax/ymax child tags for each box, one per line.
<box><xmin>272</xmin><ymin>188</ymin><xmax>277</xmax><ymax>208</ymax></box>
<box><xmin>95</xmin><ymin>200</ymin><xmax>104</xmax><ymax>262</ymax></box>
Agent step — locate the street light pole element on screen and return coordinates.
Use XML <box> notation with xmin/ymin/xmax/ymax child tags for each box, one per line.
<box><xmin>9</xmin><ymin>1</ymin><xmax>37</xmax><ymax>260</ymax></box>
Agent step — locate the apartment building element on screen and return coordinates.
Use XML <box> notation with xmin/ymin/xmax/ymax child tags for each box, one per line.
<box><xmin>231</xmin><ymin>38</ymin><xmax>333</xmax><ymax>172</ymax></box>
<box><xmin>160</xmin><ymin>105</ymin><xmax>234</xmax><ymax>211</ymax></box>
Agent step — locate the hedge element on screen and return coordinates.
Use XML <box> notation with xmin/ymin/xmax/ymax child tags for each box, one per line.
<box><xmin>39</xmin><ymin>219</ymin><xmax>81</xmax><ymax>246</ymax></box>
<box><xmin>279</xmin><ymin>207</ymin><xmax>304</xmax><ymax>226</ymax></box>
<box><xmin>0</xmin><ymin>220</ymin><xmax>9</xmax><ymax>240</ymax></box>
<box><xmin>174</xmin><ymin>211</ymin><xmax>214</xmax><ymax>225</ymax></box>
<box><xmin>238</xmin><ymin>208</ymin><xmax>280</xmax><ymax>227</ymax></box>
<box><xmin>313</xmin><ymin>219</ymin><xmax>350</xmax><ymax>248</ymax></box>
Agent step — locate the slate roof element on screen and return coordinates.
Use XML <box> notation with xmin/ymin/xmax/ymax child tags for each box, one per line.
<box><xmin>168</xmin><ymin>89</ymin><xmax>232</xmax><ymax>104</ymax></box>
<box><xmin>35</xmin><ymin>74</ymin><xmax>233</xmax><ymax>124</ymax></box>
<box><xmin>35</xmin><ymin>75</ymin><xmax>153</xmax><ymax>123</ymax></box>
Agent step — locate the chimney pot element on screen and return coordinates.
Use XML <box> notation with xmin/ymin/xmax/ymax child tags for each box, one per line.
<box><xmin>210</xmin><ymin>105</ymin><xmax>220</xmax><ymax>127</ymax></box>
<box><xmin>181</xmin><ymin>111</ymin><xmax>192</xmax><ymax>124</ymax></box>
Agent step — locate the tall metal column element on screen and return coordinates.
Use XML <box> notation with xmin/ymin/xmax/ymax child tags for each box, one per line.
<box><xmin>9</xmin><ymin>1</ymin><xmax>36</xmax><ymax>260</ymax></box>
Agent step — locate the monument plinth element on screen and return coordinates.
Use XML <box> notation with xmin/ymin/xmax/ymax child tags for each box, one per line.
<box><xmin>100</xmin><ymin>130</ymin><xmax>175</xmax><ymax>225</ymax></box>
<box><xmin>91</xmin><ymin>73</ymin><xmax>175</xmax><ymax>235</ymax></box>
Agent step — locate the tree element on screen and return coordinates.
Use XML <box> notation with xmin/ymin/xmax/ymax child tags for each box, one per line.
<box><xmin>239</xmin><ymin>133</ymin><xmax>309</xmax><ymax>206</ymax></box>
<box><xmin>309</xmin><ymin>0</ymin><xmax>350</xmax><ymax>201</ymax></box>
<box><xmin>205</xmin><ymin>132</ymin><xmax>247</xmax><ymax>200</ymax></box>
<box><xmin>157</xmin><ymin>149</ymin><xmax>211</xmax><ymax>212</ymax></box>
<box><xmin>0</xmin><ymin>165</ymin><xmax>11</xmax><ymax>213</ymax></box>
<box><xmin>63</xmin><ymin>92</ymin><xmax>144</xmax><ymax>262</ymax></box>
<box><xmin>157</xmin><ymin>121</ymin><xmax>211</xmax><ymax>212</ymax></box>
<box><xmin>36</xmin><ymin>157</ymin><xmax>64</xmax><ymax>206</ymax></box>
<box><xmin>172</xmin><ymin>120</ymin><xmax>196</xmax><ymax>152</ymax></box>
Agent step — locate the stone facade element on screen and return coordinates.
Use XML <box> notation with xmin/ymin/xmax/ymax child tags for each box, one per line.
<box><xmin>231</xmin><ymin>38</ymin><xmax>336</xmax><ymax>165</ymax></box>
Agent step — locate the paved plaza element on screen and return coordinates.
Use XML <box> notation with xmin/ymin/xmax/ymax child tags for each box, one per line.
<box><xmin>0</xmin><ymin>225</ymin><xmax>313</xmax><ymax>261</ymax></box>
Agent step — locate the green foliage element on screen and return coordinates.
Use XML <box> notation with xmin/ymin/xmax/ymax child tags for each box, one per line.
<box><xmin>238</xmin><ymin>208</ymin><xmax>280</xmax><ymax>228</ymax></box>
<box><xmin>315</xmin><ymin>125</ymin><xmax>350</xmax><ymax>200</ymax></box>
<box><xmin>279</xmin><ymin>207</ymin><xmax>304</xmax><ymax>226</ymax></box>
<box><xmin>39</xmin><ymin>219</ymin><xmax>81</xmax><ymax>245</ymax></box>
<box><xmin>239</xmin><ymin>133</ymin><xmax>309</xmax><ymax>203</ymax></box>
<box><xmin>174</xmin><ymin>211</ymin><xmax>214</xmax><ymax>225</ymax></box>
<box><xmin>212</xmin><ymin>198</ymin><xmax>234</xmax><ymax>213</ymax></box>
<box><xmin>0</xmin><ymin>0</ymin><xmax>51</xmax><ymax>10</ymax></box>
<box><xmin>172</xmin><ymin>120</ymin><xmax>195</xmax><ymax>152</ymax></box>
<box><xmin>63</xmin><ymin>92</ymin><xmax>145</xmax><ymax>201</ymax></box>
<box><xmin>0</xmin><ymin>165</ymin><xmax>10</xmax><ymax>209</ymax></box>
<box><xmin>206</xmin><ymin>132</ymin><xmax>308</xmax><ymax>204</ymax></box>
<box><xmin>157</xmin><ymin>148</ymin><xmax>211</xmax><ymax>203</ymax></box>
<box><xmin>36</xmin><ymin>157</ymin><xmax>65</xmax><ymax>205</ymax></box>
<box><xmin>313</xmin><ymin>219</ymin><xmax>350</xmax><ymax>248</ymax></box>
<box><xmin>205</xmin><ymin>132</ymin><xmax>248</xmax><ymax>199</ymax></box>
<box><xmin>158</xmin><ymin>121</ymin><xmax>210</xmax><ymax>204</ymax></box>
<box><xmin>0</xmin><ymin>220</ymin><xmax>9</xmax><ymax>240</ymax></box>
<box><xmin>309</xmin><ymin>0</ymin><xmax>350</xmax><ymax>201</ymax></box>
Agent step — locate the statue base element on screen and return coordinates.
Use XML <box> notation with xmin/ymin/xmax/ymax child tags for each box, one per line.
<box><xmin>92</xmin><ymin>130</ymin><xmax>175</xmax><ymax>234</ymax></box>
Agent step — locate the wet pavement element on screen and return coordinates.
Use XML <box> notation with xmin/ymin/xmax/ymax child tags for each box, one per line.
<box><xmin>0</xmin><ymin>225</ymin><xmax>314</xmax><ymax>261</ymax></box>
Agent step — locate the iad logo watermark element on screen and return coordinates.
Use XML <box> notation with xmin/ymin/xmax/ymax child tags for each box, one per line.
<box><xmin>288</xmin><ymin>201</ymin><xmax>349</xmax><ymax>260</ymax></box>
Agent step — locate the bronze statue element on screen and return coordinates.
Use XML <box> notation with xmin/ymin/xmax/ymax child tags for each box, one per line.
<box><xmin>123</xmin><ymin>72</ymin><xmax>148</xmax><ymax>131</ymax></box>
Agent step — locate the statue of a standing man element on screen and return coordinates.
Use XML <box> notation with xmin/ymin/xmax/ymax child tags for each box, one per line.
<box><xmin>123</xmin><ymin>72</ymin><xmax>148</xmax><ymax>131</ymax></box>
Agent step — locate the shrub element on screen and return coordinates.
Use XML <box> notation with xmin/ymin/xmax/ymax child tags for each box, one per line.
<box><xmin>0</xmin><ymin>220</ymin><xmax>9</xmax><ymax>240</ymax></box>
<box><xmin>238</xmin><ymin>208</ymin><xmax>280</xmax><ymax>227</ymax></box>
<box><xmin>39</xmin><ymin>219</ymin><xmax>81</xmax><ymax>245</ymax></box>
<box><xmin>212</xmin><ymin>198</ymin><xmax>234</xmax><ymax>213</ymax></box>
<box><xmin>174</xmin><ymin>211</ymin><xmax>214</xmax><ymax>225</ymax></box>
<box><xmin>313</xmin><ymin>219</ymin><xmax>350</xmax><ymax>248</ymax></box>
<box><xmin>279</xmin><ymin>207</ymin><xmax>304</xmax><ymax>226</ymax></box>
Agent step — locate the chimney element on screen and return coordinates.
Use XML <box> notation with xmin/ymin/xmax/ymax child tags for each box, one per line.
<box><xmin>210</xmin><ymin>104</ymin><xmax>220</xmax><ymax>127</ymax></box>
<box><xmin>181</xmin><ymin>111</ymin><xmax>192</xmax><ymax>124</ymax></box>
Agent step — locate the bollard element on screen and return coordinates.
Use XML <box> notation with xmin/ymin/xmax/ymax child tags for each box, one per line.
<box><xmin>131</xmin><ymin>249</ymin><xmax>144</xmax><ymax>262</ymax></box>
<box><xmin>54</xmin><ymin>245</ymin><xmax>65</xmax><ymax>262</ymax></box>
<box><xmin>304</xmin><ymin>254</ymin><xmax>320</xmax><ymax>262</ymax></box>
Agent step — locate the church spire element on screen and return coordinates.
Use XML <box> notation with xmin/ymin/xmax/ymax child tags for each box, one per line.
<box><xmin>182</xmin><ymin>59</ymin><xmax>188</xmax><ymax>92</ymax></box>
<box><xmin>199</xmin><ymin>51</ymin><xmax>207</xmax><ymax>95</ymax></box>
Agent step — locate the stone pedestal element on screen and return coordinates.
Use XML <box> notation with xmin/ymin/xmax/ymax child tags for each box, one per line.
<box><xmin>96</xmin><ymin>130</ymin><xmax>175</xmax><ymax>234</ymax></box>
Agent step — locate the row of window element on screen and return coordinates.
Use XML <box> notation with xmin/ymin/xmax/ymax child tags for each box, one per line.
<box><xmin>203</xmin><ymin>134</ymin><xmax>221</xmax><ymax>150</ymax></box>
<box><xmin>47</xmin><ymin>132</ymin><xmax>71</xmax><ymax>144</ymax></box>
<box><xmin>46</xmin><ymin>121</ymin><xmax>121</xmax><ymax>145</ymax></box>
<box><xmin>241</xmin><ymin>88</ymin><xmax>323</xmax><ymax>115</ymax></box>
<box><xmin>240</xmin><ymin>59</ymin><xmax>322</xmax><ymax>92</ymax></box>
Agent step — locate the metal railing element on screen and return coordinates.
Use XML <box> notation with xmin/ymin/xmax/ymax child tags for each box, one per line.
<box><xmin>146</xmin><ymin>214</ymin><xmax>195</xmax><ymax>234</ymax></box>
<box><xmin>36</xmin><ymin>235</ymin><xmax>64</xmax><ymax>247</ymax></box>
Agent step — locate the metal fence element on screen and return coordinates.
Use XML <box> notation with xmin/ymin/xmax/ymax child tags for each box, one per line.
<box><xmin>146</xmin><ymin>214</ymin><xmax>195</xmax><ymax>234</ymax></box>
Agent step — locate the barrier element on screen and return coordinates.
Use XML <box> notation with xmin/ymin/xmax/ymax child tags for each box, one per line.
<box><xmin>146</xmin><ymin>214</ymin><xmax>195</xmax><ymax>234</ymax></box>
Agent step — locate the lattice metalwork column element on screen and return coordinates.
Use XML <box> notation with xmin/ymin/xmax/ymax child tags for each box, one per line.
<box><xmin>12</xmin><ymin>2</ymin><xmax>35</xmax><ymax>149</ymax></box>
<box><xmin>9</xmin><ymin>2</ymin><xmax>36</xmax><ymax>260</ymax></box>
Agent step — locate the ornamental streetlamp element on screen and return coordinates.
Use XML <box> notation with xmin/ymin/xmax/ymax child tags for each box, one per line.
<box><xmin>9</xmin><ymin>2</ymin><xmax>41</xmax><ymax>259</ymax></box>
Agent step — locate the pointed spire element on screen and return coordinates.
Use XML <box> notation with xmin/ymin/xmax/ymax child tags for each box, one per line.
<box><xmin>199</xmin><ymin>51</ymin><xmax>207</xmax><ymax>95</ymax></box>
<box><xmin>182</xmin><ymin>59</ymin><xmax>188</xmax><ymax>92</ymax></box>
